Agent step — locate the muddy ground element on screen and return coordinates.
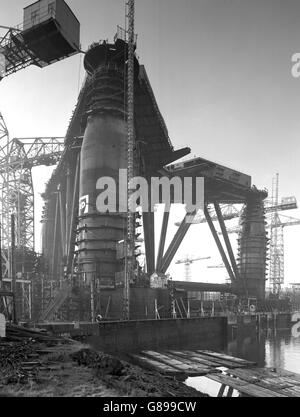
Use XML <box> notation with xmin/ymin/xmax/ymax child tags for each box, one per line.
<box><xmin>0</xmin><ymin>336</ymin><xmax>206</xmax><ymax>397</ymax></box>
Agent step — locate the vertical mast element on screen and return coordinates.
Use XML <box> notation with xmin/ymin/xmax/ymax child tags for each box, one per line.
<box><xmin>124</xmin><ymin>0</ymin><xmax>135</xmax><ymax>320</ymax></box>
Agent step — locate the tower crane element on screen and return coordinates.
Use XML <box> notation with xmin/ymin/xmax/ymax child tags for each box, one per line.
<box><xmin>207</xmin><ymin>263</ymin><xmax>225</xmax><ymax>269</ymax></box>
<box><xmin>269</xmin><ymin>174</ymin><xmax>300</xmax><ymax>295</ymax></box>
<box><xmin>175</xmin><ymin>255</ymin><xmax>211</xmax><ymax>281</ymax></box>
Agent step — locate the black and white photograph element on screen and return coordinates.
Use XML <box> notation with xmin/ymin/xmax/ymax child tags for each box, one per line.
<box><xmin>0</xmin><ymin>0</ymin><xmax>300</xmax><ymax>402</ymax></box>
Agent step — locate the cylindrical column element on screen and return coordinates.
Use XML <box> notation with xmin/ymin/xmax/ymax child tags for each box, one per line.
<box><xmin>237</xmin><ymin>190</ymin><xmax>268</xmax><ymax>300</ymax></box>
<box><xmin>77</xmin><ymin>41</ymin><xmax>137</xmax><ymax>288</ymax></box>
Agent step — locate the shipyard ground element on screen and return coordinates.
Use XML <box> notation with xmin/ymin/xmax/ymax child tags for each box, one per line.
<box><xmin>0</xmin><ymin>331</ymin><xmax>204</xmax><ymax>397</ymax></box>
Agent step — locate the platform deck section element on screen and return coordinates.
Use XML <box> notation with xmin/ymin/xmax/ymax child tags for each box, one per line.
<box><xmin>129</xmin><ymin>349</ymin><xmax>300</xmax><ymax>397</ymax></box>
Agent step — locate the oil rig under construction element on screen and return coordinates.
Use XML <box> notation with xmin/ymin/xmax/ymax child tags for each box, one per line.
<box><xmin>0</xmin><ymin>0</ymin><xmax>296</xmax><ymax>332</ymax></box>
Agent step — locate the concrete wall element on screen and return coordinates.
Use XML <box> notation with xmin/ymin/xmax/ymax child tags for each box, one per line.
<box><xmin>88</xmin><ymin>317</ymin><xmax>227</xmax><ymax>353</ymax></box>
<box><xmin>37</xmin><ymin>316</ymin><xmax>227</xmax><ymax>353</ymax></box>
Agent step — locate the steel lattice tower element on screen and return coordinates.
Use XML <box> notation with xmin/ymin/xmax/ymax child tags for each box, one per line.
<box><xmin>269</xmin><ymin>173</ymin><xmax>284</xmax><ymax>294</ymax></box>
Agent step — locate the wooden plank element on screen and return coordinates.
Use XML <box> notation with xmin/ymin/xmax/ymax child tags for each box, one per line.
<box><xmin>164</xmin><ymin>351</ymin><xmax>219</xmax><ymax>375</ymax></box>
<box><xmin>192</xmin><ymin>351</ymin><xmax>246</xmax><ymax>369</ymax></box>
<box><xmin>169</xmin><ymin>350</ymin><xmax>223</xmax><ymax>368</ymax></box>
<box><xmin>280</xmin><ymin>387</ymin><xmax>300</xmax><ymax>398</ymax></box>
<box><xmin>206</xmin><ymin>374</ymin><xmax>287</xmax><ymax>397</ymax></box>
<box><xmin>248</xmin><ymin>377</ymin><xmax>292</xmax><ymax>391</ymax></box>
<box><xmin>198</xmin><ymin>350</ymin><xmax>256</xmax><ymax>366</ymax></box>
<box><xmin>276</xmin><ymin>377</ymin><xmax>300</xmax><ymax>387</ymax></box>
<box><xmin>266</xmin><ymin>368</ymin><xmax>300</xmax><ymax>383</ymax></box>
<box><xmin>225</xmin><ymin>368</ymin><xmax>261</xmax><ymax>383</ymax></box>
<box><xmin>129</xmin><ymin>354</ymin><xmax>183</xmax><ymax>376</ymax></box>
<box><xmin>230</xmin><ymin>368</ymin><xmax>300</xmax><ymax>386</ymax></box>
<box><xmin>226</xmin><ymin>368</ymin><xmax>300</xmax><ymax>396</ymax></box>
<box><xmin>192</xmin><ymin>353</ymin><xmax>241</xmax><ymax>369</ymax></box>
<box><xmin>166</xmin><ymin>350</ymin><xmax>214</xmax><ymax>367</ymax></box>
<box><xmin>141</xmin><ymin>350</ymin><xmax>213</xmax><ymax>375</ymax></box>
<box><xmin>280</xmin><ymin>387</ymin><xmax>300</xmax><ymax>397</ymax></box>
<box><xmin>207</xmin><ymin>373</ymin><xmax>249</xmax><ymax>387</ymax></box>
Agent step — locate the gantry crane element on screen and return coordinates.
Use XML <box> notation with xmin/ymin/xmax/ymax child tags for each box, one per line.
<box><xmin>0</xmin><ymin>1</ymin><xmax>80</xmax><ymax>320</ymax></box>
<box><xmin>175</xmin><ymin>255</ymin><xmax>211</xmax><ymax>281</ymax></box>
<box><xmin>0</xmin><ymin>112</ymin><xmax>64</xmax><ymax>319</ymax></box>
<box><xmin>0</xmin><ymin>2</ymin><xmax>80</xmax><ymax>79</ymax></box>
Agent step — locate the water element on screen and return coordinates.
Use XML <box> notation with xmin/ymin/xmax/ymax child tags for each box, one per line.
<box><xmin>186</xmin><ymin>327</ymin><xmax>300</xmax><ymax>397</ymax></box>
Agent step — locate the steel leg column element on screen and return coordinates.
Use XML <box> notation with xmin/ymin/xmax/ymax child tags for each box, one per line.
<box><xmin>214</xmin><ymin>202</ymin><xmax>240</xmax><ymax>280</ymax></box>
<box><xmin>204</xmin><ymin>205</ymin><xmax>236</xmax><ymax>284</ymax></box>
<box><xmin>59</xmin><ymin>187</ymin><xmax>66</xmax><ymax>258</ymax></box>
<box><xmin>51</xmin><ymin>194</ymin><xmax>59</xmax><ymax>281</ymax></box>
<box><xmin>66</xmin><ymin>153</ymin><xmax>80</xmax><ymax>274</ymax></box>
<box><xmin>143</xmin><ymin>211</ymin><xmax>155</xmax><ymax>275</ymax></box>
<box><xmin>159</xmin><ymin>211</ymin><xmax>196</xmax><ymax>275</ymax></box>
<box><xmin>156</xmin><ymin>205</ymin><xmax>170</xmax><ymax>271</ymax></box>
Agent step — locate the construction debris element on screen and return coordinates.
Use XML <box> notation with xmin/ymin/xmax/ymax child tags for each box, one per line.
<box><xmin>71</xmin><ymin>349</ymin><xmax>124</xmax><ymax>377</ymax></box>
<box><xmin>0</xmin><ymin>325</ymin><xmax>205</xmax><ymax>397</ymax></box>
<box><xmin>0</xmin><ymin>325</ymin><xmax>70</xmax><ymax>387</ymax></box>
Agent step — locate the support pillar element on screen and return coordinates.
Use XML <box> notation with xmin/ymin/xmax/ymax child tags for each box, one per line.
<box><xmin>237</xmin><ymin>191</ymin><xmax>268</xmax><ymax>300</ymax></box>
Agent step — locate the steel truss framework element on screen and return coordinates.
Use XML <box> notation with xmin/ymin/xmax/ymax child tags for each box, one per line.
<box><xmin>0</xmin><ymin>113</ymin><xmax>64</xmax><ymax>320</ymax></box>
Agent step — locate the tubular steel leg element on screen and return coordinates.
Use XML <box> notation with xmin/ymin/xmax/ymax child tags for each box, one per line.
<box><xmin>66</xmin><ymin>153</ymin><xmax>80</xmax><ymax>274</ymax></box>
<box><xmin>51</xmin><ymin>194</ymin><xmax>59</xmax><ymax>282</ymax></box>
<box><xmin>143</xmin><ymin>211</ymin><xmax>155</xmax><ymax>275</ymax></box>
<box><xmin>214</xmin><ymin>202</ymin><xmax>240</xmax><ymax>280</ymax></box>
<box><xmin>204</xmin><ymin>205</ymin><xmax>236</xmax><ymax>284</ymax></box>
<box><xmin>159</xmin><ymin>211</ymin><xmax>196</xmax><ymax>275</ymax></box>
<box><xmin>156</xmin><ymin>206</ymin><xmax>170</xmax><ymax>271</ymax></box>
<box><xmin>59</xmin><ymin>188</ymin><xmax>66</xmax><ymax>258</ymax></box>
<box><xmin>65</xmin><ymin>163</ymin><xmax>73</xmax><ymax>257</ymax></box>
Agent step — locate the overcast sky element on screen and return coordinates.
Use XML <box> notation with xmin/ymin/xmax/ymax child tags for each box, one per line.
<box><xmin>0</xmin><ymin>0</ymin><xmax>299</xmax><ymax>285</ymax></box>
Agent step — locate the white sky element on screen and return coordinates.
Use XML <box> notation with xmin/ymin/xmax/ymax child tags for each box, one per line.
<box><xmin>0</xmin><ymin>0</ymin><xmax>299</xmax><ymax>285</ymax></box>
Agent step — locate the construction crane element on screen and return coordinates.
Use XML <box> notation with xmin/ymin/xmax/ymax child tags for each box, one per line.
<box><xmin>174</xmin><ymin>204</ymin><xmax>241</xmax><ymax>227</ymax></box>
<box><xmin>269</xmin><ymin>174</ymin><xmax>300</xmax><ymax>295</ymax></box>
<box><xmin>0</xmin><ymin>112</ymin><xmax>64</xmax><ymax>319</ymax></box>
<box><xmin>0</xmin><ymin>2</ymin><xmax>80</xmax><ymax>79</ymax></box>
<box><xmin>0</xmin><ymin>1</ymin><xmax>80</xmax><ymax>320</ymax></box>
<box><xmin>207</xmin><ymin>263</ymin><xmax>225</xmax><ymax>269</ymax></box>
<box><xmin>175</xmin><ymin>255</ymin><xmax>211</xmax><ymax>281</ymax></box>
<box><xmin>175</xmin><ymin>198</ymin><xmax>298</xmax><ymax>228</ymax></box>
